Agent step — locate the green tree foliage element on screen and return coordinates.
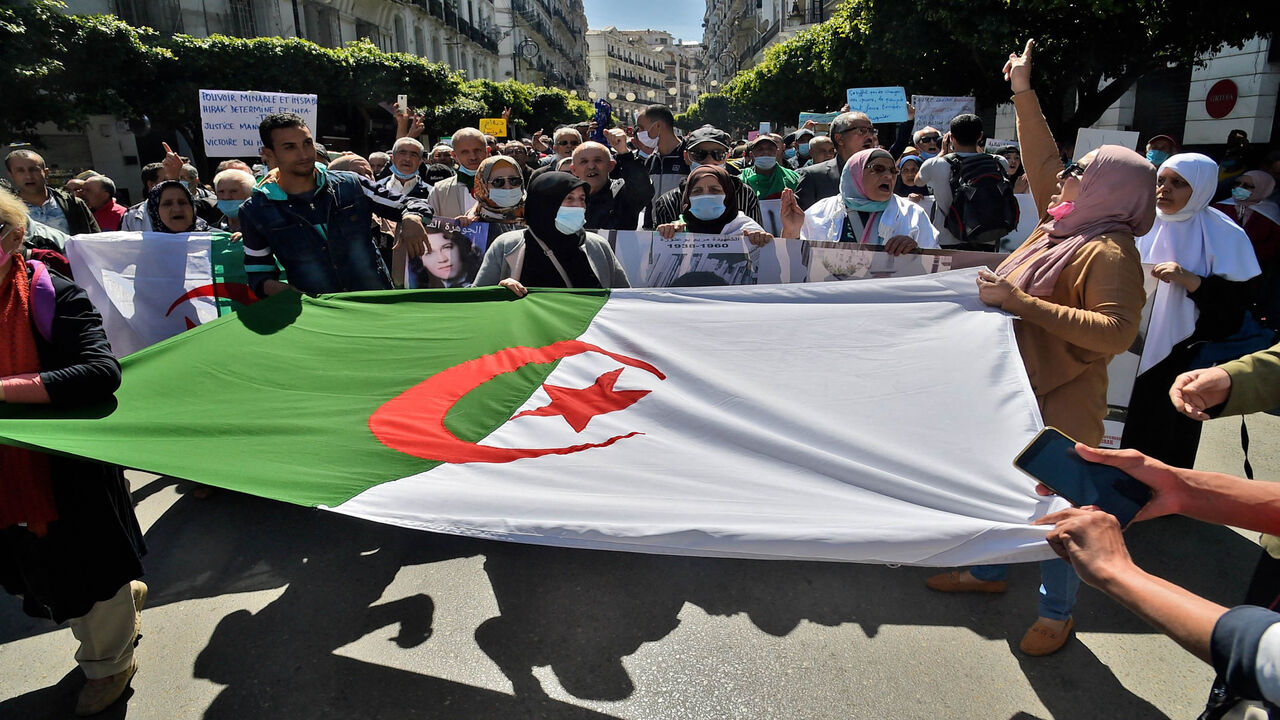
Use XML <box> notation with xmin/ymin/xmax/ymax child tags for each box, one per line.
<box><xmin>451</xmin><ymin>79</ymin><xmax>591</xmax><ymax>138</ymax></box>
<box><xmin>0</xmin><ymin>3</ymin><xmax>168</xmax><ymax>140</ymax></box>
<box><xmin>684</xmin><ymin>0</ymin><xmax>1269</xmax><ymax>137</ymax></box>
<box><xmin>1</xmin><ymin>2</ymin><xmax>588</xmax><ymax>153</ymax></box>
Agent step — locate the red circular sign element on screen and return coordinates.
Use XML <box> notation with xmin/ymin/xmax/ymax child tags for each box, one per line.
<box><xmin>1206</xmin><ymin>79</ymin><xmax>1238</xmax><ymax>119</ymax></box>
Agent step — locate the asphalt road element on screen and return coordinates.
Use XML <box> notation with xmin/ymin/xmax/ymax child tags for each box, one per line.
<box><xmin>2</xmin><ymin>412</ymin><xmax>1277</xmax><ymax>720</ymax></box>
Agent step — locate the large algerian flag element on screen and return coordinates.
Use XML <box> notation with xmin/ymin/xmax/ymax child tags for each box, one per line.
<box><xmin>66</xmin><ymin>231</ymin><xmax>261</xmax><ymax>357</ymax></box>
<box><xmin>0</xmin><ymin>268</ymin><xmax>1065</xmax><ymax>565</ymax></box>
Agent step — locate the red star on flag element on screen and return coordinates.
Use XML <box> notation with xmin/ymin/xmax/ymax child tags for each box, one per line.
<box><xmin>512</xmin><ymin>368</ymin><xmax>652</xmax><ymax>433</ymax></box>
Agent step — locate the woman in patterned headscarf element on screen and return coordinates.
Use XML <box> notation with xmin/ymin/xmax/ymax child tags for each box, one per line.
<box><xmin>463</xmin><ymin>155</ymin><xmax>526</xmax><ymax>236</ymax></box>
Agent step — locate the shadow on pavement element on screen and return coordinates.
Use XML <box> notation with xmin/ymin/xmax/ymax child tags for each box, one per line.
<box><xmin>0</xmin><ymin>667</ymin><xmax>135</xmax><ymax>720</ymax></box>
<box><xmin>0</xmin><ymin>485</ymin><xmax>1253</xmax><ymax>718</ymax></box>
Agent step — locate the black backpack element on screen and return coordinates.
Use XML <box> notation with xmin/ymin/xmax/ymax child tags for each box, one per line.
<box><xmin>943</xmin><ymin>154</ymin><xmax>1019</xmax><ymax>250</ymax></box>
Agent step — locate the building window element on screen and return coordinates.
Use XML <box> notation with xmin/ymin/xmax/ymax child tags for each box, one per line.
<box><xmin>356</xmin><ymin>20</ymin><xmax>386</xmax><ymax>50</ymax></box>
<box><xmin>394</xmin><ymin>15</ymin><xmax>408</xmax><ymax>52</ymax></box>
<box><xmin>114</xmin><ymin>0</ymin><xmax>183</xmax><ymax>33</ymax></box>
<box><xmin>228</xmin><ymin>0</ymin><xmax>257</xmax><ymax>37</ymax></box>
<box><xmin>303</xmin><ymin>3</ymin><xmax>339</xmax><ymax>47</ymax></box>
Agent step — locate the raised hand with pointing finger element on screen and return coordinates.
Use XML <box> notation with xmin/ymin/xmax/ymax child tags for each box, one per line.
<box><xmin>160</xmin><ymin>142</ymin><xmax>184</xmax><ymax>182</ymax></box>
<box><xmin>1003</xmin><ymin>39</ymin><xmax>1034</xmax><ymax>93</ymax></box>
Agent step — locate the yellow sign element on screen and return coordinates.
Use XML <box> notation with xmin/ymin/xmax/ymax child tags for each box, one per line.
<box><xmin>479</xmin><ymin>118</ymin><xmax>508</xmax><ymax>137</ymax></box>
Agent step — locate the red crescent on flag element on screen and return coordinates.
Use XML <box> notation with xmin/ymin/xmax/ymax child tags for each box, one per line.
<box><xmin>166</xmin><ymin>282</ymin><xmax>259</xmax><ymax>331</ymax></box>
<box><xmin>165</xmin><ymin>283</ymin><xmax>259</xmax><ymax>317</ymax></box>
<box><xmin>369</xmin><ymin>340</ymin><xmax>665</xmax><ymax>464</ymax></box>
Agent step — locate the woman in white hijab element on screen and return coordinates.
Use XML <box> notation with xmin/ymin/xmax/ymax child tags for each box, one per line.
<box><xmin>779</xmin><ymin>148</ymin><xmax>939</xmax><ymax>251</ymax></box>
<box><xmin>1122</xmin><ymin>153</ymin><xmax>1261</xmax><ymax>467</ymax></box>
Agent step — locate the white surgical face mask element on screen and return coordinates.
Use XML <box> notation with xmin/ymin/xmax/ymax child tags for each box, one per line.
<box><xmin>637</xmin><ymin>129</ymin><xmax>657</xmax><ymax>146</ymax></box>
<box><xmin>554</xmin><ymin>206</ymin><xmax>586</xmax><ymax>234</ymax></box>
<box><xmin>489</xmin><ymin>188</ymin><xmax>523</xmax><ymax>207</ymax></box>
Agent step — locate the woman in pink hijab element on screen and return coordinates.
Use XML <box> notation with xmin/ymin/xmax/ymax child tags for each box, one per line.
<box><xmin>926</xmin><ymin>40</ymin><xmax>1154</xmax><ymax>659</ymax></box>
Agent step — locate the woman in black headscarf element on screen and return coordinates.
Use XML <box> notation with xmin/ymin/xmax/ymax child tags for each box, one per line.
<box><xmin>145</xmin><ymin>180</ymin><xmax>209</xmax><ymax>234</ymax></box>
<box><xmin>655</xmin><ymin>165</ymin><xmax>772</xmax><ymax>245</ymax></box>
<box><xmin>474</xmin><ymin>172</ymin><xmax>629</xmax><ymax>296</ymax></box>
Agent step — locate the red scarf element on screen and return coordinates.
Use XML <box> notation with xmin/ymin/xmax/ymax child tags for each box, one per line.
<box><xmin>0</xmin><ymin>255</ymin><xmax>57</xmax><ymax>536</ymax></box>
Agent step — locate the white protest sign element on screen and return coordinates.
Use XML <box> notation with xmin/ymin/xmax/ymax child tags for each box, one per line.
<box><xmin>1073</xmin><ymin>128</ymin><xmax>1140</xmax><ymax>162</ymax></box>
<box><xmin>845</xmin><ymin>87</ymin><xmax>908</xmax><ymax>123</ymax></box>
<box><xmin>912</xmin><ymin>95</ymin><xmax>975</xmax><ymax>133</ymax></box>
<box><xmin>985</xmin><ymin>138</ymin><xmax>1019</xmax><ymax>151</ymax></box>
<box><xmin>798</xmin><ymin>111</ymin><xmax>840</xmax><ymax>126</ymax></box>
<box><xmin>198</xmin><ymin>89</ymin><xmax>319</xmax><ymax>157</ymax></box>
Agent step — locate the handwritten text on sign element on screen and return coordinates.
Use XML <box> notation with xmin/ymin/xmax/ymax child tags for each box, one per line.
<box><xmin>479</xmin><ymin>118</ymin><xmax>508</xmax><ymax>137</ymax></box>
<box><xmin>845</xmin><ymin>87</ymin><xmax>908</xmax><ymax>124</ymax></box>
<box><xmin>912</xmin><ymin>95</ymin><xmax>975</xmax><ymax>134</ymax></box>
<box><xmin>198</xmin><ymin>89</ymin><xmax>319</xmax><ymax>157</ymax></box>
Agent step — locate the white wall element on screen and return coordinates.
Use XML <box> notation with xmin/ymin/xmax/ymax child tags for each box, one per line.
<box><xmin>1183</xmin><ymin>36</ymin><xmax>1278</xmax><ymax>144</ymax></box>
<box><xmin>28</xmin><ymin>115</ymin><xmax>143</xmax><ymax>205</ymax></box>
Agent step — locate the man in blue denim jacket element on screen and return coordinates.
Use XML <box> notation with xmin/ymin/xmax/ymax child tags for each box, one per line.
<box><xmin>240</xmin><ymin>113</ymin><xmax>433</xmax><ymax>296</ymax></box>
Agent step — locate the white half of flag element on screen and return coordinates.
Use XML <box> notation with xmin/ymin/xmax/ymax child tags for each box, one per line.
<box><xmin>336</xmin><ymin>269</ymin><xmax>1065</xmax><ymax>566</ymax></box>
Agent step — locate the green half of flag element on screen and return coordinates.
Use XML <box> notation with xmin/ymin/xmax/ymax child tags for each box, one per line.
<box><xmin>0</xmin><ymin>288</ymin><xmax>609</xmax><ymax>508</ymax></box>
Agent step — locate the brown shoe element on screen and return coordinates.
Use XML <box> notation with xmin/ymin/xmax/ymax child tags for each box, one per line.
<box><xmin>1019</xmin><ymin>617</ymin><xmax>1075</xmax><ymax>656</ymax></box>
<box><xmin>131</xmin><ymin>580</ymin><xmax>148</xmax><ymax>613</ymax></box>
<box><xmin>75</xmin><ymin>659</ymin><xmax>137</xmax><ymax>716</ymax></box>
<box><xmin>925</xmin><ymin>570</ymin><xmax>1008</xmax><ymax>594</ymax></box>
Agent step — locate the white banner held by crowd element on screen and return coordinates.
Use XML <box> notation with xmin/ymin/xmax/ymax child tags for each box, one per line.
<box><xmin>198</xmin><ymin>89</ymin><xmax>319</xmax><ymax>157</ymax></box>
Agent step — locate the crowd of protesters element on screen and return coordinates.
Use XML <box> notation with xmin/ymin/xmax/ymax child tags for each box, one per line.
<box><xmin>3</xmin><ymin>36</ymin><xmax>1280</xmax><ymax>717</ymax></box>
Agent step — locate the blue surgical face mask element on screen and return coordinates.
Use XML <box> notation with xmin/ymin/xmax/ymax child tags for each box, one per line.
<box><xmin>689</xmin><ymin>161</ymin><xmax>703</xmax><ymax>172</ymax></box>
<box><xmin>1146</xmin><ymin>149</ymin><xmax>1170</xmax><ymax>167</ymax></box>
<box><xmin>457</xmin><ymin>164</ymin><xmax>477</xmax><ymax>177</ymax></box>
<box><xmin>688</xmin><ymin>195</ymin><xmax>726</xmax><ymax>221</ymax></box>
<box><xmin>554</xmin><ymin>205</ymin><xmax>586</xmax><ymax>234</ymax></box>
<box><xmin>798</xmin><ymin>143</ymin><xmax>810</xmax><ymax>156</ymax></box>
<box><xmin>636</xmin><ymin>148</ymin><xmax>651</xmax><ymax>160</ymax></box>
<box><xmin>489</xmin><ymin>188</ymin><xmax>523</xmax><ymax>208</ymax></box>
<box><xmin>391</xmin><ymin>164</ymin><xmax>418</xmax><ymax>180</ymax></box>
<box><xmin>217</xmin><ymin>198</ymin><xmax>245</xmax><ymax>219</ymax></box>
<box><xmin>753</xmin><ymin>156</ymin><xmax>777</xmax><ymax>170</ymax></box>
<box><xmin>1232</xmin><ymin>186</ymin><xmax>1253</xmax><ymax>202</ymax></box>
<box><xmin>784</xmin><ymin>148</ymin><xmax>797</xmax><ymax>160</ymax></box>
<box><xmin>919</xmin><ymin>150</ymin><xmax>938</xmax><ymax>160</ymax></box>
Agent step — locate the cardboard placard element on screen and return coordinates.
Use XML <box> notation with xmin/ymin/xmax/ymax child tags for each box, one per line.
<box><xmin>1073</xmin><ymin>128</ymin><xmax>1140</xmax><ymax>162</ymax></box>
<box><xmin>479</xmin><ymin>118</ymin><xmax>508</xmax><ymax>137</ymax></box>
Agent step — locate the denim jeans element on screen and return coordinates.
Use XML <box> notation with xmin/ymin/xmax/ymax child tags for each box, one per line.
<box><xmin>971</xmin><ymin>557</ymin><xmax>1080</xmax><ymax>621</ymax></box>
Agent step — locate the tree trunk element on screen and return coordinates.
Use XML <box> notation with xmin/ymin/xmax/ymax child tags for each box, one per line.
<box><xmin>1062</xmin><ymin>67</ymin><xmax>1155</xmax><ymax>137</ymax></box>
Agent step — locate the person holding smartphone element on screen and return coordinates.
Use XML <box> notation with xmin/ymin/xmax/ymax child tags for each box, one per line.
<box><xmin>924</xmin><ymin>39</ymin><xmax>1154</xmax><ymax>657</ymax></box>
<box><xmin>1171</xmin><ymin>342</ymin><xmax>1280</xmax><ymax>717</ymax></box>
<box><xmin>1036</xmin><ymin>444</ymin><xmax>1280</xmax><ymax>715</ymax></box>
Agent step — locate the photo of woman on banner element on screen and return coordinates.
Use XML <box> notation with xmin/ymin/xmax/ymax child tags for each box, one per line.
<box><xmin>405</xmin><ymin>227</ymin><xmax>483</xmax><ymax>289</ymax></box>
